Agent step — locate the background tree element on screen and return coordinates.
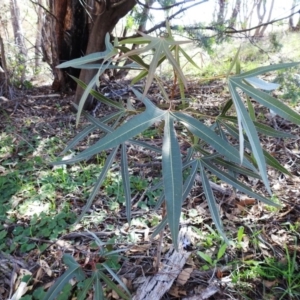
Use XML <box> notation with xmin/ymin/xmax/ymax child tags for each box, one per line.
<box><xmin>228</xmin><ymin>0</ymin><xmax>241</xmax><ymax>29</ymax></box>
<box><xmin>217</xmin><ymin>0</ymin><xmax>226</xmax><ymax>25</ymax></box>
<box><xmin>42</xmin><ymin>0</ymin><xmax>89</xmax><ymax>91</ymax></box>
<box><xmin>10</xmin><ymin>0</ymin><xmax>28</xmax><ymax>83</ymax></box>
<box><xmin>38</xmin><ymin>0</ymin><xmax>300</xmax><ymax>108</ymax></box>
<box><xmin>0</xmin><ymin>34</ymin><xmax>10</xmax><ymax>97</ymax></box>
<box><xmin>289</xmin><ymin>0</ymin><xmax>300</xmax><ymax>30</ymax></box>
<box><xmin>254</xmin><ymin>0</ymin><xmax>275</xmax><ymax>37</ymax></box>
<box><xmin>42</xmin><ymin>0</ymin><xmax>136</xmax><ymax>105</ymax></box>
<box><xmin>34</xmin><ymin>0</ymin><xmax>45</xmax><ymax>71</ymax></box>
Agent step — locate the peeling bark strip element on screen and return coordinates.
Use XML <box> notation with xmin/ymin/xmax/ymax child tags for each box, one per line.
<box><xmin>133</xmin><ymin>230</ymin><xmax>191</xmax><ymax>300</ymax></box>
<box><xmin>182</xmin><ymin>284</ymin><xmax>220</xmax><ymax>300</ymax></box>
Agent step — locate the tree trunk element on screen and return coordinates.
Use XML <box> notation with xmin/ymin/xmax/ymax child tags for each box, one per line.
<box><xmin>217</xmin><ymin>0</ymin><xmax>226</xmax><ymax>25</ymax></box>
<box><xmin>228</xmin><ymin>0</ymin><xmax>241</xmax><ymax>29</ymax></box>
<box><xmin>0</xmin><ymin>34</ymin><xmax>10</xmax><ymax>97</ymax></box>
<box><xmin>74</xmin><ymin>0</ymin><xmax>136</xmax><ymax>109</ymax></box>
<box><xmin>34</xmin><ymin>0</ymin><xmax>44</xmax><ymax>71</ymax></box>
<box><xmin>289</xmin><ymin>0</ymin><xmax>300</xmax><ymax>31</ymax></box>
<box><xmin>259</xmin><ymin>0</ymin><xmax>274</xmax><ymax>36</ymax></box>
<box><xmin>10</xmin><ymin>0</ymin><xmax>27</xmax><ymax>83</ymax></box>
<box><xmin>42</xmin><ymin>0</ymin><xmax>89</xmax><ymax>91</ymax></box>
<box><xmin>254</xmin><ymin>0</ymin><xmax>266</xmax><ymax>37</ymax></box>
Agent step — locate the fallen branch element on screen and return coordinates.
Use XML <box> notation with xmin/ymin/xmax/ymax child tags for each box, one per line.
<box><xmin>132</xmin><ymin>229</ymin><xmax>191</xmax><ymax>300</ymax></box>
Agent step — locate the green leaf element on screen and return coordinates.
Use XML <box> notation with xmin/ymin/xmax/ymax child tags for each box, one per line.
<box><xmin>86</xmin><ymin>230</ymin><xmax>106</xmax><ymax>248</ymax></box>
<box><xmin>61</xmin><ymin>111</ymin><xmax>123</xmax><ymax>155</ymax></box>
<box><xmin>163</xmin><ymin>42</ymin><xmax>187</xmax><ymax>88</ymax></box>
<box><xmin>131</xmin><ymin>69</ymin><xmax>149</xmax><ymax>85</ymax></box>
<box><xmin>53</xmin><ymin>108</ymin><xmax>166</xmax><ymax>165</ymax></box>
<box><xmin>120</xmin><ymin>33</ymin><xmax>188</xmax><ymax>95</ymax></box>
<box><xmin>244</xmin><ymin>77</ymin><xmax>280</xmax><ymax>91</ymax></box>
<box><xmin>93</xmin><ymin>272</ymin><xmax>104</xmax><ymax>300</ymax></box>
<box><xmin>77</xmin><ymin>278</ymin><xmax>94</xmax><ymax>300</ymax></box>
<box><xmin>130</xmin><ymin>87</ymin><xmax>158</xmax><ymax>110</ymax></box>
<box><xmin>232</xmin><ymin>79</ymin><xmax>300</xmax><ymax>126</ymax></box>
<box><xmin>217</xmin><ymin>243</ymin><xmax>227</xmax><ymax>260</ymax></box>
<box><xmin>57</xmin><ymin>34</ymin><xmax>114</xmax><ymax>68</ymax></box>
<box><xmin>220</xmin><ymin>119</ymin><xmax>291</xmax><ymax>175</ymax></box>
<box><xmin>197</xmin><ymin>251</ymin><xmax>213</xmax><ymax>265</ymax></box>
<box><xmin>254</xmin><ymin>122</ymin><xmax>295</xmax><ymax>138</ymax></box>
<box><xmin>61</xmin><ymin>124</ymin><xmax>96</xmax><ymax>155</ymax></box>
<box><xmin>232</xmin><ymin>62</ymin><xmax>300</xmax><ymax>79</ymax></box>
<box><xmin>199</xmin><ymin>162</ymin><xmax>229</xmax><ymax>243</ymax></box>
<box><xmin>76</xmin><ymin>147</ymin><xmax>119</xmax><ymax>224</ymax></box>
<box><xmin>182</xmin><ymin>160</ymin><xmax>198</xmax><ymax>200</ymax></box>
<box><xmin>246</xmin><ymin>96</ymin><xmax>256</xmax><ymax>121</ymax></box>
<box><xmin>228</xmin><ymin>82</ymin><xmax>270</xmax><ymax>194</ymax></box>
<box><xmin>220</xmin><ymin>99</ymin><xmax>233</xmax><ymax>116</ymax></box>
<box><xmin>75</xmin><ymin>70</ymin><xmax>106</xmax><ymax>126</ymax></box>
<box><xmin>98</xmin><ymin>269</ymin><xmax>130</xmax><ymax>300</ymax></box>
<box><xmin>102</xmin><ymin>262</ymin><xmax>130</xmax><ymax>295</ymax></box>
<box><xmin>70</xmin><ymin>76</ymin><xmax>124</xmax><ymax>110</ymax></box>
<box><xmin>119</xmin><ymin>36</ymin><xmax>152</xmax><ymax>45</ymax></box>
<box><xmin>263</xmin><ymin>150</ymin><xmax>291</xmax><ymax>176</ymax></box>
<box><xmin>151</xmin><ymin>216</ymin><xmax>168</xmax><ymax>238</ymax></box>
<box><xmin>178</xmin><ymin>46</ymin><xmax>200</xmax><ymax>70</ymax></box>
<box><xmin>209</xmin><ymin>156</ymin><xmax>261</xmax><ymax>179</ymax></box>
<box><xmin>222</xmin><ymin>122</ymin><xmax>291</xmax><ymax>175</ymax></box>
<box><xmin>130</xmin><ymin>139</ymin><xmax>162</xmax><ymax>153</ymax></box>
<box><xmin>173</xmin><ymin>112</ymin><xmax>255</xmax><ymax>171</ymax></box>
<box><xmin>154</xmin><ymin>160</ymin><xmax>198</xmax><ymax>211</ymax></box>
<box><xmin>162</xmin><ymin>113</ymin><xmax>183</xmax><ymax>249</ymax></box>
<box><xmin>68</xmin><ymin>62</ymin><xmax>141</xmax><ymax>70</ymax></box>
<box><xmin>43</xmin><ymin>254</ymin><xmax>85</xmax><ymax>300</ymax></box>
<box><xmin>121</xmin><ymin>144</ymin><xmax>131</xmax><ymax>224</ymax></box>
<box><xmin>116</xmin><ymin>46</ymin><xmax>150</xmax><ymax>69</ymax></box>
<box><xmin>202</xmin><ymin>160</ymin><xmax>280</xmax><ymax>208</ymax></box>
<box><xmin>219</xmin><ymin>115</ymin><xmax>295</xmax><ymax>138</ymax></box>
<box><xmin>154</xmin><ymin>192</ymin><xmax>165</xmax><ymax>210</ymax></box>
<box><xmin>64</xmin><ymin>34</ymin><xmax>118</xmax><ymax>126</ymax></box>
<box><xmin>227</xmin><ymin>46</ymin><xmax>241</xmax><ymax>77</ymax></box>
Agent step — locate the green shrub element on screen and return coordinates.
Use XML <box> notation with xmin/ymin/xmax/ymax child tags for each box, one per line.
<box><xmin>48</xmin><ymin>27</ymin><xmax>300</xmax><ymax>299</ymax></box>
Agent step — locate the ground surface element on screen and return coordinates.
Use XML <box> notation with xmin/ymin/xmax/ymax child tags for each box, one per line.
<box><xmin>0</xmin><ymin>80</ymin><xmax>300</xmax><ymax>300</ymax></box>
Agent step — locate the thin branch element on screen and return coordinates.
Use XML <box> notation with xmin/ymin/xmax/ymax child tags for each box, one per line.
<box><xmin>28</xmin><ymin>0</ymin><xmax>57</xmax><ymax>20</ymax></box>
<box><xmin>172</xmin><ymin>8</ymin><xmax>300</xmax><ymax>35</ymax></box>
<box><xmin>136</xmin><ymin>0</ymin><xmax>197</xmax><ymax>10</ymax></box>
<box><xmin>144</xmin><ymin>0</ymin><xmax>209</xmax><ymax>35</ymax></box>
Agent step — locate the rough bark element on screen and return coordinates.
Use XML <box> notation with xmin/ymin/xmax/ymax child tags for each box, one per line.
<box><xmin>74</xmin><ymin>0</ymin><xmax>137</xmax><ymax>109</ymax></box>
<box><xmin>42</xmin><ymin>0</ymin><xmax>89</xmax><ymax>91</ymax></box>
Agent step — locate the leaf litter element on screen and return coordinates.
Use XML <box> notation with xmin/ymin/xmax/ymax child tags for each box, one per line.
<box><xmin>0</xmin><ymin>81</ymin><xmax>299</xmax><ymax>300</ymax></box>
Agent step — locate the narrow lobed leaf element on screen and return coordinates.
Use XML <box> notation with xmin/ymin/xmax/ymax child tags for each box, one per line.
<box><xmin>162</xmin><ymin>113</ymin><xmax>183</xmax><ymax>250</ymax></box>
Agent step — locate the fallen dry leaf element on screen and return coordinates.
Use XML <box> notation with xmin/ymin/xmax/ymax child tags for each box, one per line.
<box><xmin>177</xmin><ymin>267</ymin><xmax>193</xmax><ymax>285</ymax></box>
<box><xmin>39</xmin><ymin>259</ymin><xmax>52</xmax><ymax>277</ymax></box>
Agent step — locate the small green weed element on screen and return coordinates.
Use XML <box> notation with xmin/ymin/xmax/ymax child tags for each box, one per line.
<box><xmin>256</xmin><ymin>243</ymin><xmax>300</xmax><ymax>299</ymax></box>
<box><xmin>197</xmin><ymin>243</ymin><xmax>227</xmax><ymax>270</ymax></box>
<box><xmin>1</xmin><ymin>208</ymin><xmax>76</xmax><ymax>253</ymax></box>
<box><xmin>275</xmin><ymin>67</ymin><xmax>300</xmax><ymax>105</ymax></box>
<box><xmin>38</xmin><ymin>233</ymin><xmax>130</xmax><ymax>300</ymax></box>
